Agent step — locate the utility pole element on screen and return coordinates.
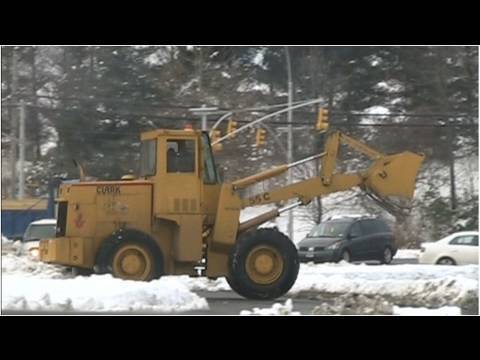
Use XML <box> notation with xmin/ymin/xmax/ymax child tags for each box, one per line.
<box><xmin>201</xmin><ymin>104</ymin><xmax>207</xmax><ymax>131</ymax></box>
<box><xmin>447</xmin><ymin>125</ymin><xmax>457</xmax><ymax>210</ymax></box>
<box><xmin>10</xmin><ymin>48</ymin><xmax>18</xmax><ymax>198</ymax></box>
<box><xmin>285</xmin><ymin>46</ymin><xmax>294</xmax><ymax>240</ymax></box>
<box><xmin>18</xmin><ymin>100</ymin><xmax>26</xmax><ymax>199</ymax></box>
<box><xmin>189</xmin><ymin>105</ymin><xmax>218</xmax><ymax>132</ymax></box>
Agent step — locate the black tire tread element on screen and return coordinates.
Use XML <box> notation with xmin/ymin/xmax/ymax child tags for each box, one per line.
<box><xmin>95</xmin><ymin>228</ymin><xmax>164</xmax><ymax>280</ymax></box>
<box><xmin>227</xmin><ymin>228</ymin><xmax>299</xmax><ymax>300</ymax></box>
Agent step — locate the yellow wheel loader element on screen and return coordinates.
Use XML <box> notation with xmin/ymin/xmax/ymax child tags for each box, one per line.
<box><xmin>39</xmin><ymin>129</ymin><xmax>424</xmax><ymax>299</ymax></box>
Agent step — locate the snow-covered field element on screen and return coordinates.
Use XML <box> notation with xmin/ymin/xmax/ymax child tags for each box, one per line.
<box><xmin>1</xmin><ymin>254</ymin><xmax>208</xmax><ymax>313</ymax></box>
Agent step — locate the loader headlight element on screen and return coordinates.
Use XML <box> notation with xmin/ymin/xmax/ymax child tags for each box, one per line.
<box><xmin>326</xmin><ymin>242</ymin><xmax>342</xmax><ymax>250</ymax></box>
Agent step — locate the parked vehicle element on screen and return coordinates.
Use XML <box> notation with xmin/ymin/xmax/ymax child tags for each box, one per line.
<box><xmin>297</xmin><ymin>216</ymin><xmax>397</xmax><ymax>264</ymax></box>
<box><xmin>17</xmin><ymin>219</ymin><xmax>57</xmax><ymax>257</ymax></box>
<box><xmin>418</xmin><ymin>231</ymin><xmax>478</xmax><ymax>265</ymax></box>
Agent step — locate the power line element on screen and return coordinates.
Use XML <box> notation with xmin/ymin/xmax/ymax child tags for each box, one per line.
<box><xmin>2</xmin><ymin>103</ymin><xmax>478</xmax><ymax>133</ymax></box>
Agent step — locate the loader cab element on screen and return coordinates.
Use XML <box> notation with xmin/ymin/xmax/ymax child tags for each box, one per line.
<box><xmin>139</xmin><ymin>129</ymin><xmax>221</xmax><ymax>217</ymax></box>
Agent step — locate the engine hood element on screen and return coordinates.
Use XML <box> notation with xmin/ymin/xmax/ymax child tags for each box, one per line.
<box><xmin>298</xmin><ymin>237</ymin><xmax>343</xmax><ymax>248</ymax></box>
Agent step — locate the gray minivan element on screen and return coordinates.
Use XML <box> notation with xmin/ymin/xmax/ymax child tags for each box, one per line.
<box><xmin>297</xmin><ymin>217</ymin><xmax>397</xmax><ymax>264</ymax></box>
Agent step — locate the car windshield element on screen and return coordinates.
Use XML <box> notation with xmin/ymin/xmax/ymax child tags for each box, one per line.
<box><xmin>24</xmin><ymin>224</ymin><xmax>56</xmax><ymax>242</ymax></box>
<box><xmin>307</xmin><ymin>222</ymin><xmax>350</xmax><ymax>238</ymax></box>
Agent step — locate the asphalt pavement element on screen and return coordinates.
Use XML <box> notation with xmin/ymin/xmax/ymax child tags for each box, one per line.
<box><xmin>180</xmin><ymin>257</ymin><xmax>419</xmax><ymax>315</ymax></box>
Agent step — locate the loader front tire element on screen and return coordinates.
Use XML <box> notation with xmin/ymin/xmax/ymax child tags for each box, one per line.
<box><xmin>227</xmin><ymin>228</ymin><xmax>299</xmax><ymax>300</ymax></box>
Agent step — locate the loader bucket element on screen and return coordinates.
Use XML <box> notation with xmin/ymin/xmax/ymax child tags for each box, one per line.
<box><xmin>364</xmin><ymin>151</ymin><xmax>425</xmax><ymax>200</ymax></box>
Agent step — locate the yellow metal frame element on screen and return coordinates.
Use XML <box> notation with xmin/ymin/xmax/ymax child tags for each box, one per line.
<box><xmin>39</xmin><ymin>128</ymin><xmax>424</xmax><ymax>280</ymax></box>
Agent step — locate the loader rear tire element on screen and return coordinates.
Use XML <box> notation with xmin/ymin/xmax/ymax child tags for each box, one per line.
<box><xmin>96</xmin><ymin>229</ymin><xmax>164</xmax><ymax>281</ymax></box>
<box><xmin>227</xmin><ymin>228</ymin><xmax>299</xmax><ymax>300</ymax></box>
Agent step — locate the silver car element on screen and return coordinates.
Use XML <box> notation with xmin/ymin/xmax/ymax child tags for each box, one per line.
<box><xmin>18</xmin><ymin>219</ymin><xmax>57</xmax><ymax>257</ymax></box>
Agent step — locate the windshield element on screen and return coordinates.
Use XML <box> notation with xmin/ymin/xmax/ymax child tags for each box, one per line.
<box><xmin>24</xmin><ymin>224</ymin><xmax>56</xmax><ymax>242</ymax></box>
<box><xmin>202</xmin><ymin>133</ymin><xmax>219</xmax><ymax>184</ymax></box>
<box><xmin>307</xmin><ymin>222</ymin><xmax>350</xmax><ymax>238</ymax></box>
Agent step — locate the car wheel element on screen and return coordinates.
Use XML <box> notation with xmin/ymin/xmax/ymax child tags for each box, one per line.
<box><xmin>380</xmin><ymin>247</ymin><xmax>393</xmax><ymax>264</ymax></box>
<box><xmin>340</xmin><ymin>249</ymin><xmax>351</xmax><ymax>263</ymax></box>
<box><xmin>436</xmin><ymin>257</ymin><xmax>456</xmax><ymax>266</ymax></box>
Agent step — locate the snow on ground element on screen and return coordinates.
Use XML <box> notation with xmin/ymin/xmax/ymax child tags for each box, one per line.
<box><xmin>3</xmin><ymin>274</ymin><xmax>208</xmax><ymax>313</ymax></box>
<box><xmin>393</xmin><ymin>306</ymin><xmax>461</xmax><ymax>316</ymax></box>
<box><xmin>1</xmin><ymin>254</ymin><xmax>208</xmax><ymax>313</ymax></box>
<box><xmin>177</xmin><ymin>276</ymin><xmax>230</xmax><ymax>292</ymax></box>
<box><xmin>238</xmin><ymin>298</ymin><xmax>462</xmax><ymax>316</ymax></box>
<box><xmin>394</xmin><ymin>249</ymin><xmax>421</xmax><ymax>259</ymax></box>
<box><xmin>240</xmin><ymin>299</ymin><xmax>300</xmax><ymax>315</ymax></box>
<box><xmin>2</xmin><ymin>234</ymin><xmax>11</xmax><ymax>244</ymax></box>
<box><xmin>2</xmin><ymin>253</ymin><xmax>70</xmax><ymax>278</ymax></box>
<box><xmin>290</xmin><ymin>262</ymin><xmax>478</xmax><ymax>308</ymax></box>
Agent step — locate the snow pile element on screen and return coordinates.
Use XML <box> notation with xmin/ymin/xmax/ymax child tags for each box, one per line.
<box><xmin>2</xmin><ymin>253</ymin><xmax>69</xmax><ymax>278</ymax></box>
<box><xmin>311</xmin><ymin>293</ymin><xmax>463</xmax><ymax>316</ymax></box>
<box><xmin>312</xmin><ymin>294</ymin><xmax>394</xmax><ymax>315</ymax></box>
<box><xmin>2</xmin><ymin>254</ymin><xmax>209</xmax><ymax>313</ymax></box>
<box><xmin>240</xmin><ymin>299</ymin><xmax>300</xmax><ymax>315</ymax></box>
<box><xmin>2</xmin><ymin>234</ymin><xmax>12</xmax><ymax>244</ymax></box>
<box><xmin>394</xmin><ymin>249</ymin><xmax>421</xmax><ymax>259</ymax></box>
<box><xmin>290</xmin><ymin>262</ymin><xmax>478</xmax><ymax>308</ymax></box>
<box><xmin>393</xmin><ymin>306</ymin><xmax>462</xmax><ymax>316</ymax></box>
<box><xmin>2</xmin><ymin>274</ymin><xmax>209</xmax><ymax>313</ymax></box>
<box><xmin>177</xmin><ymin>276</ymin><xmax>230</xmax><ymax>292</ymax></box>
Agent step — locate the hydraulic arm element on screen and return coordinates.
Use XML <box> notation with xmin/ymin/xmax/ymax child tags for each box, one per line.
<box><xmin>233</xmin><ymin>131</ymin><xmax>424</xmax><ymax>231</ymax></box>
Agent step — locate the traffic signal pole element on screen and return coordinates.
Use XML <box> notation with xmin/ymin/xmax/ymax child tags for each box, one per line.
<box><xmin>285</xmin><ymin>46</ymin><xmax>294</xmax><ymax>241</ymax></box>
<box><xmin>211</xmin><ymin>98</ymin><xmax>324</xmax><ymax>145</ymax></box>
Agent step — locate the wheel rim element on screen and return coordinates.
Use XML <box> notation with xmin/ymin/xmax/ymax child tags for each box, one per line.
<box><xmin>438</xmin><ymin>258</ymin><xmax>453</xmax><ymax>265</ymax></box>
<box><xmin>245</xmin><ymin>245</ymin><xmax>284</xmax><ymax>285</ymax></box>
<box><xmin>112</xmin><ymin>244</ymin><xmax>153</xmax><ymax>280</ymax></box>
<box><xmin>384</xmin><ymin>248</ymin><xmax>392</xmax><ymax>263</ymax></box>
<box><xmin>342</xmin><ymin>251</ymin><xmax>350</xmax><ymax>262</ymax></box>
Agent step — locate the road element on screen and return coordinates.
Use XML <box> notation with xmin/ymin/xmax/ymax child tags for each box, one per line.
<box><xmin>180</xmin><ymin>257</ymin><xmax>419</xmax><ymax>315</ymax></box>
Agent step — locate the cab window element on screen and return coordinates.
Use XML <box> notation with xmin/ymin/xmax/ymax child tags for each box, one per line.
<box><xmin>167</xmin><ymin>139</ymin><xmax>195</xmax><ymax>173</ymax></box>
<box><xmin>140</xmin><ymin>140</ymin><xmax>157</xmax><ymax>176</ymax></box>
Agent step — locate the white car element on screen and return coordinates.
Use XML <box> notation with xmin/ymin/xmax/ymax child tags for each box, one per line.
<box><xmin>419</xmin><ymin>231</ymin><xmax>478</xmax><ymax>265</ymax></box>
<box><xmin>18</xmin><ymin>219</ymin><xmax>57</xmax><ymax>257</ymax></box>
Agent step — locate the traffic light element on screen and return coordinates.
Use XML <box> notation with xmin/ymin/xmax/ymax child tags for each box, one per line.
<box><xmin>227</xmin><ymin>119</ymin><xmax>238</xmax><ymax>138</ymax></box>
<box><xmin>211</xmin><ymin>130</ymin><xmax>223</xmax><ymax>152</ymax></box>
<box><xmin>316</xmin><ymin>107</ymin><xmax>329</xmax><ymax>131</ymax></box>
<box><xmin>256</xmin><ymin>128</ymin><xmax>267</xmax><ymax>147</ymax></box>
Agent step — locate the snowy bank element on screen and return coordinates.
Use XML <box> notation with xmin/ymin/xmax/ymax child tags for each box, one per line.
<box><xmin>1</xmin><ymin>254</ymin><xmax>208</xmax><ymax>313</ymax></box>
<box><xmin>2</xmin><ymin>274</ymin><xmax>208</xmax><ymax>313</ymax></box>
<box><xmin>393</xmin><ymin>306</ymin><xmax>462</xmax><ymax>316</ymax></box>
<box><xmin>290</xmin><ymin>262</ymin><xmax>478</xmax><ymax>308</ymax></box>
